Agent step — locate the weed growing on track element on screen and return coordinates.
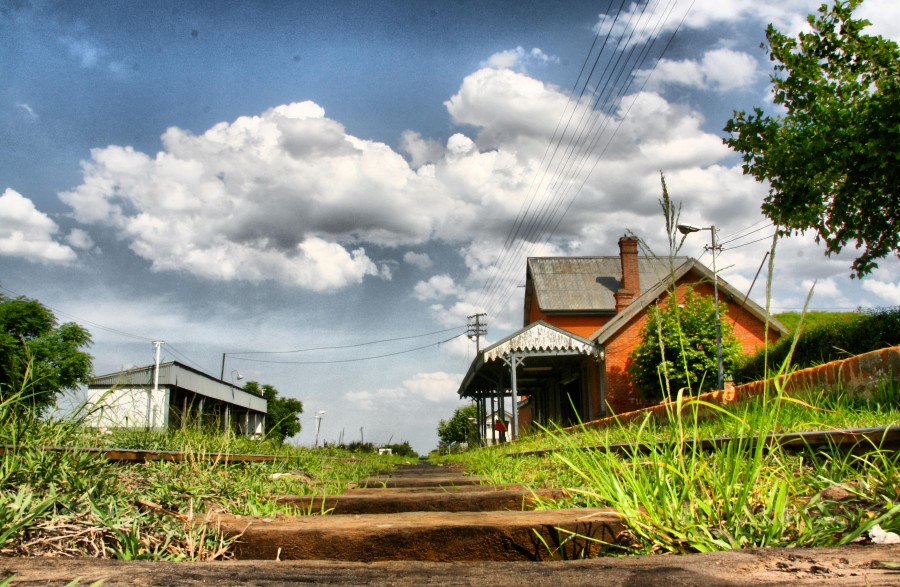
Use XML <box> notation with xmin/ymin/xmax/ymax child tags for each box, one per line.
<box><xmin>450</xmin><ymin>376</ymin><xmax>899</xmax><ymax>555</ymax></box>
<box><xmin>0</xmin><ymin>375</ymin><xmax>408</xmax><ymax>560</ymax></box>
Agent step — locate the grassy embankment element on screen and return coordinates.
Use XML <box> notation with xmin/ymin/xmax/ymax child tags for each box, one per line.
<box><xmin>0</xmin><ymin>383</ymin><xmax>410</xmax><ymax>560</ymax></box>
<box><xmin>447</xmin><ymin>375</ymin><xmax>899</xmax><ymax>555</ymax></box>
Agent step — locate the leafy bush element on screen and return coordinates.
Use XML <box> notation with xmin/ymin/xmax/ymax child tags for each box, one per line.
<box><xmin>630</xmin><ymin>288</ymin><xmax>743</xmax><ymax>400</ymax></box>
<box><xmin>735</xmin><ymin>306</ymin><xmax>900</xmax><ymax>383</ymax></box>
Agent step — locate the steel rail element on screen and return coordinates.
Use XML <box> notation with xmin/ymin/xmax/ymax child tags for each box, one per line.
<box><xmin>0</xmin><ymin>445</ymin><xmax>360</xmax><ymax>463</ymax></box>
<box><xmin>507</xmin><ymin>425</ymin><xmax>900</xmax><ymax>458</ymax></box>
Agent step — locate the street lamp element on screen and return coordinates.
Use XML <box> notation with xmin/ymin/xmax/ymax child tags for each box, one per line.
<box><xmin>314</xmin><ymin>410</ymin><xmax>326</xmax><ymax>447</ymax></box>
<box><xmin>677</xmin><ymin>224</ymin><xmax>724</xmax><ymax>391</ymax></box>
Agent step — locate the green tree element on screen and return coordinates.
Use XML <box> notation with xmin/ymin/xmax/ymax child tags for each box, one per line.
<box><xmin>629</xmin><ymin>288</ymin><xmax>742</xmax><ymax>400</ymax></box>
<box><xmin>0</xmin><ymin>294</ymin><xmax>93</xmax><ymax>414</ymax></box>
<box><xmin>244</xmin><ymin>381</ymin><xmax>303</xmax><ymax>443</ymax></box>
<box><xmin>724</xmin><ymin>0</ymin><xmax>899</xmax><ymax>277</ymax></box>
<box><xmin>381</xmin><ymin>441</ymin><xmax>418</xmax><ymax>458</ymax></box>
<box><xmin>436</xmin><ymin>404</ymin><xmax>478</xmax><ymax>450</ymax></box>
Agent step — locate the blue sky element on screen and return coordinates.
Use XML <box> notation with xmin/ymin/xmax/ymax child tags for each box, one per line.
<box><xmin>2</xmin><ymin>0</ymin><xmax>898</xmax><ymax>454</ymax></box>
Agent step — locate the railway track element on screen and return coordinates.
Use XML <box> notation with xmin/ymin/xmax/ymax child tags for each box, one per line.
<box><xmin>2</xmin><ymin>425</ymin><xmax>896</xmax><ymax>464</ymax></box>
<box><xmin>510</xmin><ymin>425</ymin><xmax>900</xmax><ymax>458</ymax></box>
<box><xmin>1</xmin><ymin>462</ymin><xmax>898</xmax><ymax>585</ymax></box>
<box><xmin>2</xmin><ymin>430</ymin><xmax>899</xmax><ymax>585</ymax></box>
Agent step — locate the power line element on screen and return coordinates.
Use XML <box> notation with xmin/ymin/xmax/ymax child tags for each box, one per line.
<box><xmin>718</xmin><ymin>223</ymin><xmax>775</xmax><ymax>247</ymax></box>
<box><xmin>476</xmin><ymin>0</ymin><xmax>695</xmax><ymax>320</ymax></box>
<box><xmin>164</xmin><ymin>343</ymin><xmax>206</xmax><ymax>371</ymax></box>
<box><xmin>724</xmin><ymin>233</ymin><xmax>778</xmax><ymax>250</ymax></box>
<box><xmin>0</xmin><ymin>284</ymin><xmax>155</xmax><ymax>342</ymax></box>
<box><xmin>229</xmin><ymin>332</ymin><xmax>467</xmax><ymax>365</ymax></box>
<box><xmin>225</xmin><ymin>325</ymin><xmax>467</xmax><ymax>356</ymax></box>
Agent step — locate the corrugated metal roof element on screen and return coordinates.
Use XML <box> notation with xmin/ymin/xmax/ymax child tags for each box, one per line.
<box><xmin>528</xmin><ymin>256</ymin><xmax>688</xmax><ymax>312</ymax></box>
<box><xmin>90</xmin><ymin>362</ymin><xmax>267</xmax><ymax>413</ymax></box>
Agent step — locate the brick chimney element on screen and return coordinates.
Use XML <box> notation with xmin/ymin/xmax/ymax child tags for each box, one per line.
<box><xmin>614</xmin><ymin>235</ymin><xmax>640</xmax><ymax>313</ymax></box>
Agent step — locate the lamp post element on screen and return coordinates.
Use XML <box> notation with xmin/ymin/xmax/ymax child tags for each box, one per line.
<box><xmin>314</xmin><ymin>410</ymin><xmax>326</xmax><ymax>447</ymax></box>
<box><xmin>677</xmin><ymin>224</ymin><xmax>724</xmax><ymax>391</ymax></box>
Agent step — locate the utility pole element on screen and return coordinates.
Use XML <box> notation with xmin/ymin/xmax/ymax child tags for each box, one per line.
<box><xmin>707</xmin><ymin>226</ymin><xmax>724</xmax><ymax>391</ymax></box>
<box><xmin>149</xmin><ymin>341</ymin><xmax>164</xmax><ymax>429</ymax></box>
<box><xmin>467</xmin><ymin>313</ymin><xmax>487</xmax><ymax>353</ymax></box>
<box><xmin>677</xmin><ymin>224</ymin><xmax>724</xmax><ymax>390</ymax></box>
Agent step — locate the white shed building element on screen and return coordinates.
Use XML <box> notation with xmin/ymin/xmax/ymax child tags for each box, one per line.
<box><xmin>87</xmin><ymin>361</ymin><xmax>266</xmax><ymax>436</ymax></box>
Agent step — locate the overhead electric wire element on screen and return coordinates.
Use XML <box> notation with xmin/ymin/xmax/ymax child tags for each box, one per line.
<box><xmin>724</xmin><ymin>233</ymin><xmax>778</xmax><ymax>250</ymax></box>
<box><xmin>542</xmin><ymin>0</ymin><xmax>687</xmax><ymax>243</ymax></box>
<box><xmin>482</xmin><ymin>0</ymin><xmax>687</xmax><ymax>319</ymax></box>
<box><xmin>718</xmin><ymin>223</ymin><xmax>775</xmax><ymax>247</ymax></box>
<box><xmin>719</xmin><ymin>219</ymin><xmax>771</xmax><ymax>242</ymax></box>
<box><xmin>228</xmin><ymin>332</ymin><xmax>467</xmax><ymax>365</ymax></box>
<box><xmin>478</xmin><ymin>1</ymin><xmax>642</xmax><ymax>312</ymax></box>
<box><xmin>1</xmin><ymin>283</ymin><xmax>467</xmax><ymax>369</ymax></box>
<box><xmin>224</xmin><ymin>325</ymin><xmax>467</xmax><ymax>356</ymax></box>
<box><xmin>474</xmin><ymin>0</ymin><xmax>630</xmax><ymax>307</ymax></box>
<box><xmin>164</xmin><ymin>344</ymin><xmax>206</xmax><ymax>371</ymax></box>
<box><xmin>478</xmin><ymin>0</ymin><xmax>661</xmax><ymax>317</ymax></box>
<box><xmin>0</xmin><ymin>284</ymin><xmax>156</xmax><ymax>342</ymax></box>
<box><xmin>478</xmin><ymin>0</ymin><xmax>693</xmax><ymax>320</ymax></box>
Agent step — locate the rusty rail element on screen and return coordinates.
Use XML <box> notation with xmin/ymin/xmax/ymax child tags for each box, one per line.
<box><xmin>508</xmin><ymin>425</ymin><xmax>900</xmax><ymax>458</ymax></box>
<box><xmin>0</xmin><ymin>444</ymin><xmax>283</xmax><ymax>463</ymax></box>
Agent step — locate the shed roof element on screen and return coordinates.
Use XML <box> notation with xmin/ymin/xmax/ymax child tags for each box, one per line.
<box><xmin>526</xmin><ymin>256</ymin><xmax>688</xmax><ymax>313</ymax></box>
<box><xmin>90</xmin><ymin>361</ymin><xmax>267</xmax><ymax>413</ymax></box>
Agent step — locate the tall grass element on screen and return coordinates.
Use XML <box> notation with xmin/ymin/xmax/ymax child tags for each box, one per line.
<box><xmin>1</xmin><ymin>363</ymin><xmax>406</xmax><ymax>560</ymax></box>
<box><xmin>448</xmin><ymin>374</ymin><xmax>898</xmax><ymax>554</ymax></box>
<box><xmin>448</xmin><ymin>225</ymin><xmax>898</xmax><ymax>555</ymax></box>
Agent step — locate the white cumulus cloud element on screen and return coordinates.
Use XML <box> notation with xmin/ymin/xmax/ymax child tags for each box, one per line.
<box><xmin>481</xmin><ymin>46</ymin><xmax>558</xmax><ymax>71</ymax></box>
<box><xmin>403</xmin><ymin>251</ymin><xmax>433</xmax><ymax>269</ymax></box>
<box><xmin>0</xmin><ymin>188</ymin><xmax>77</xmax><ymax>263</ymax></box>
<box><xmin>642</xmin><ymin>48</ymin><xmax>759</xmax><ymax>92</ymax></box>
<box><xmin>58</xmin><ymin>101</ymin><xmax>457</xmax><ymax>291</ymax></box>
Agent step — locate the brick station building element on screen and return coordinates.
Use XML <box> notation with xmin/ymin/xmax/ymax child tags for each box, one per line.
<box><xmin>458</xmin><ymin>235</ymin><xmax>786</xmax><ymax>441</ymax></box>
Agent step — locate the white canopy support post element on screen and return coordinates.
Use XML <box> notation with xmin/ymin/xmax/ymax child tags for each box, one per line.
<box><xmin>502</xmin><ymin>354</ymin><xmax>524</xmax><ymax>440</ymax></box>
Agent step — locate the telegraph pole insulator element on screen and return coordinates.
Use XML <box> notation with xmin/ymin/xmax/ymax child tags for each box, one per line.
<box><xmin>467</xmin><ymin>313</ymin><xmax>487</xmax><ymax>354</ymax></box>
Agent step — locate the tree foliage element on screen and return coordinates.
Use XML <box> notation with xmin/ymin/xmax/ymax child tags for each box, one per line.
<box><xmin>381</xmin><ymin>441</ymin><xmax>418</xmax><ymax>458</ymax></box>
<box><xmin>629</xmin><ymin>288</ymin><xmax>743</xmax><ymax>399</ymax></box>
<box><xmin>436</xmin><ymin>404</ymin><xmax>478</xmax><ymax>449</ymax></box>
<box><xmin>724</xmin><ymin>0</ymin><xmax>900</xmax><ymax>277</ymax></box>
<box><xmin>0</xmin><ymin>294</ymin><xmax>93</xmax><ymax>414</ymax></box>
<box><xmin>244</xmin><ymin>381</ymin><xmax>303</xmax><ymax>443</ymax></box>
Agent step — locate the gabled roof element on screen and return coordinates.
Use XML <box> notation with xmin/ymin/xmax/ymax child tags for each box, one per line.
<box><xmin>457</xmin><ymin>320</ymin><xmax>600</xmax><ymax>398</ymax></box>
<box><xmin>590</xmin><ymin>259</ymin><xmax>788</xmax><ymax>345</ymax></box>
<box><xmin>526</xmin><ymin>256</ymin><xmax>689</xmax><ymax>314</ymax></box>
<box><xmin>482</xmin><ymin>320</ymin><xmax>598</xmax><ymax>362</ymax></box>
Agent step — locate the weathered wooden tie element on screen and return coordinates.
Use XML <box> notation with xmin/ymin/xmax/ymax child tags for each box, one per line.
<box><xmin>215</xmin><ymin>463</ymin><xmax>622</xmax><ymax>562</ymax></box>
<box><xmin>214</xmin><ymin>507</ymin><xmax>623</xmax><ymax>562</ymax></box>
<box><xmin>276</xmin><ymin>488</ymin><xmax>567</xmax><ymax>514</ymax></box>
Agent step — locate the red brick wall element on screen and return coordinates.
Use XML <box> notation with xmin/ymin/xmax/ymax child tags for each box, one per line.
<box><xmin>584</xmin><ymin>345</ymin><xmax>900</xmax><ymax>429</ymax></box>
<box><xmin>526</xmin><ymin>295</ymin><xmax>612</xmax><ymax>339</ymax></box>
<box><xmin>525</xmin><ymin>268</ymin><xmax>782</xmax><ymax>419</ymax></box>
<box><xmin>600</xmin><ymin>274</ymin><xmax>781</xmax><ymax>415</ymax></box>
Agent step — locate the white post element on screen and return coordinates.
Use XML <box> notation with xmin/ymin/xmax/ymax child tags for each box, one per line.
<box><xmin>149</xmin><ymin>341</ymin><xmax>164</xmax><ymax>429</ymax></box>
